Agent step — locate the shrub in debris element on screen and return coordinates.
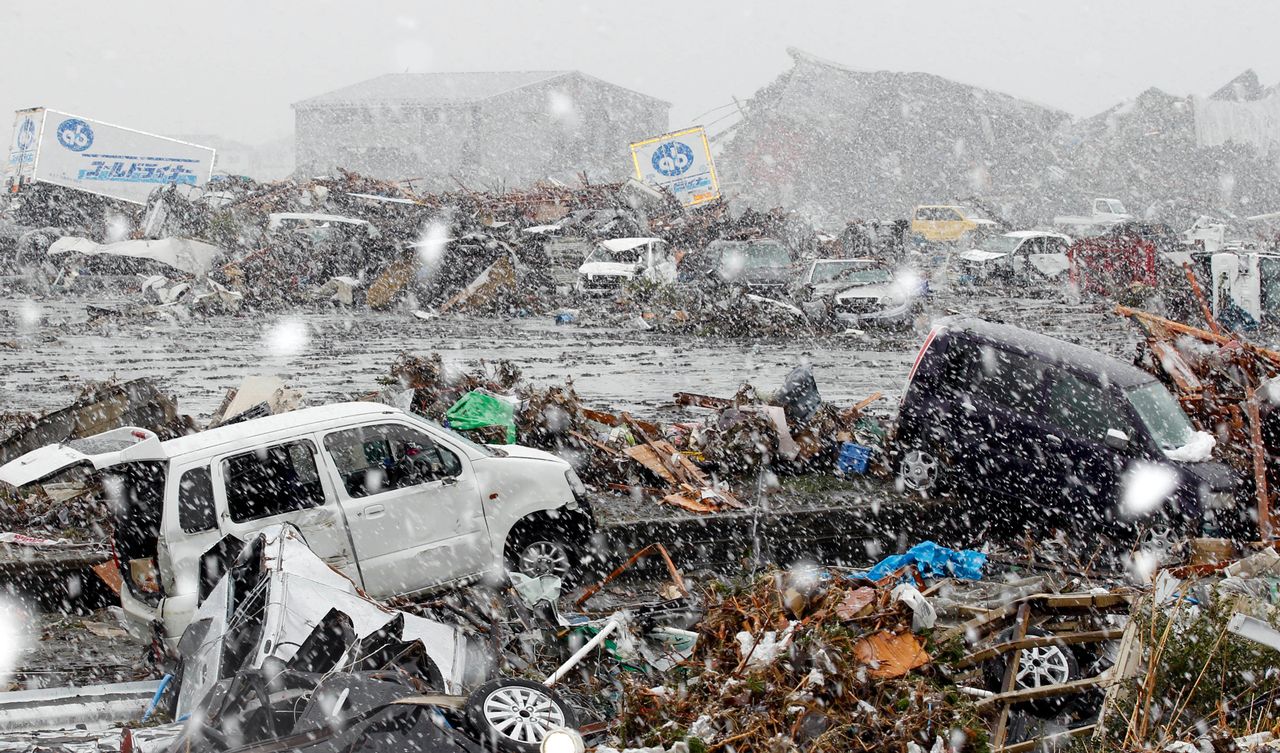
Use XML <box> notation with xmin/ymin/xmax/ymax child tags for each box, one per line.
<box><xmin>611</xmin><ymin>570</ymin><xmax>988</xmax><ymax>752</ymax></box>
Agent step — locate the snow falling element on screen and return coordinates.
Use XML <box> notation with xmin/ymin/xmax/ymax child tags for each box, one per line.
<box><xmin>1</xmin><ymin>4</ymin><xmax>1280</xmax><ymax>752</ymax></box>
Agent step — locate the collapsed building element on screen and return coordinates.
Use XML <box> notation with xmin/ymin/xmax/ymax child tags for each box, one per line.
<box><xmin>720</xmin><ymin>48</ymin><xmax>1069</xmax><ymax>226</ymax></box>
<box><xmin>293</xmin><ymin>71</ymin><xmax>670</xmax><ymax>189</ymax></box>
<box><xmin>720</xmin><ymin>49</ymin><xmax>1280</xmax><ymax>229</ymax></box>
<box><xmin>1055</xmin><ymin>70</ymin><xmax>1280</xmax><ymax>224</ymax></box>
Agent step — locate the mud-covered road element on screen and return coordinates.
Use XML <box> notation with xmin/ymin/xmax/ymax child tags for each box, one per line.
<box><xmin>0</xmin><ymin>287</ymin><xmax>1138</xmax><ymax>422</ymax></box>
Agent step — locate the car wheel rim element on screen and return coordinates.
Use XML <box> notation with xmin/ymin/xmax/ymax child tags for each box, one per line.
<box><xmin>482</xmin><ymin>685</ymin><xmax>566</xmax><ymax>745</ymax></box>
<box><xmin>1139</xmin><ymin>522</ymin><xmax>1185</xmax><ymax>565</ymax></box>
<box><xmin>519</xmin><ymin>540</ymin><xmax>571</xmax><ymax>579</ymax></box>
<box><xmin>1016</xmin><ymin>645</ymin><xmax>1071</xmax><ymax>688</ymax></box>
<box><xmin>901</xmin><ymin>449</ymin><xmax>939</xmax><ymax>491</ymax></box>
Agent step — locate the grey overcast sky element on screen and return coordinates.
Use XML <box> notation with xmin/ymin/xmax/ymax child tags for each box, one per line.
<box><xmin>4</xmin><ymin>0</ymin><xmax>1278</xmax><ymax>145</ymax></box>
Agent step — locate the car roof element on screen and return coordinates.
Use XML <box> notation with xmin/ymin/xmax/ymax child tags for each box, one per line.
<box><xmin>934</xmin><ymin>316</ymin><xmax>1154</xmax><ymax>388</ymax></box>
<box><xmin>161</xmin><ymin>402</ymin><xmax>402</xmax><ymax>459</ymax></box>
<box><xmin>1004</xmin><ymin>230</ymin><xmax>1071</xmax><ymax>241</ymax></box>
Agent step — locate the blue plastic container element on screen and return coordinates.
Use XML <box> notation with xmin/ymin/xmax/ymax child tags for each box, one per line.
<box><xmin>837</xmin><ymin>442</ymin><xmax>872</xmax><ymax>474</ymax></box>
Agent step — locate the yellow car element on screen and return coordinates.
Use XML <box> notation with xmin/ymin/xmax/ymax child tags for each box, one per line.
<box><xmin>910</xmin><ymin>205</ymin><xmax>997</xmax><ymax>243</ymax></box>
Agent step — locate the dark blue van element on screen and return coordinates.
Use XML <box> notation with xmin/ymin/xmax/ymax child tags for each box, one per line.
<box><xmin>892</xmin><ymin>316</ymin><xmax>1240</xmax><ymax>536</ymax></box>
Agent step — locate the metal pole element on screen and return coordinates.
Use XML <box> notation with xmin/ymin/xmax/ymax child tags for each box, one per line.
<box><xmin>544</xmin><ymin>618</ymin><xmax>621</xmax><ymax>687</ymax></box>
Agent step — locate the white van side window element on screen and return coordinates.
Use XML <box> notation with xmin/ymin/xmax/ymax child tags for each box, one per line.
<box><xmin>323</xmin><ymin>424</ymin><xmax>461</xmax><ymax>499</ymax></box>
<box><xmin>178</xmin><ymin>466</ymin><xmax>216</xmax><ymax>533</ymax></box>
<box><xmin>222</xmin><ymin>440</ymin><xmax>325</xmax><ymax>523</ymax></box>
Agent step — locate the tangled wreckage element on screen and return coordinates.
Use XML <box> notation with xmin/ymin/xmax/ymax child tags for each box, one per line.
<box><xmin>4</xmin><ymin>120</ymin><xmax>1280</xmax><ymax>750</ymax></box>
<box><xmin>5</xmin><ymin>290</ymin><xmax>1280</xmax><ymax>750</ymax></box>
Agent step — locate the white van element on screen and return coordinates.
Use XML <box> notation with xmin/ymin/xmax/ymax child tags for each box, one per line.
<box><xmin>575</xmin><ymin>237</ymin><xmax>675</xmax><ymax>295</ymax></box>
<box><xmin>0</xmin><ymin>402</ymin><xmax>593</xmax><ymax>642</ymax></box>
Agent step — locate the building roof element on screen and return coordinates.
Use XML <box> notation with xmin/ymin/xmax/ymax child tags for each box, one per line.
<box><xmin>295</xmin><ymin>70</ymin><xmax>669</xmax><ymax>109</ymax></box>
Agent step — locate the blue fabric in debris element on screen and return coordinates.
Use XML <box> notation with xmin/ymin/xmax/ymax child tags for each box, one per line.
<box><xmin>861</xmin><ymin>541</ymin><xmax>986</xmax><ymax>582</ymax></box>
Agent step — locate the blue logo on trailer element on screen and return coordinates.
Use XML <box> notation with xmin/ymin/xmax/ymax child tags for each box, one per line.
<box><xmin>16</xmin><ymin>117</ymin><xmax>37</xmax><ymax>150</ymax></box>
<box><xmin>57</xmin><ymin>118</ymin><xmax>94</xmax><ymax>152</ymax></box>
<box><xmin>651</xmin><ymin>140</ymin><xmax>695</xmax><ymax>177</ymax></box>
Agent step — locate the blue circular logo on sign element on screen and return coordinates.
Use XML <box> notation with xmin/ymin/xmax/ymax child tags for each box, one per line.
<box><xmin>57</xmin><ymin>118</ymin><xmax>94</xmax><ymax>151</ymax></box>
<box><xmin>651</xmin><ymin>141</ymin><xmax>695</xmax><ymax>177</ymax></box>
<box><xmin>16</xmin><ymin>117</ymin><xmax>36</xmax><ymax>150</ymax></box>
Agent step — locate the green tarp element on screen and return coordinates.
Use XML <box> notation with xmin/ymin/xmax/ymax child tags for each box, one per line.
<box><xmin>444</xmin><ymin>390</ymin><xmax>516</xmax><ymax>444</ymax></box>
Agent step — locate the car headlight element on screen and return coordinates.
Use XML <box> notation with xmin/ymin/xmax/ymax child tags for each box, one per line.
<box><xmin>565</xmin><ymin>468</ymin><xmax>587</xmax><ymax>502</ymax></box>
<box><xmin>541</xmin><ymin>728</ymin><xmax>585</xmax><ymax>753</ymax></box>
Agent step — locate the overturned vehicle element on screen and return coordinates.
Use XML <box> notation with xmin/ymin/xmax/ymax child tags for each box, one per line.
<box><xmin>158</xmin><ymin>524</ymin><xmax>584</xmax><ymax>753</ymax></box>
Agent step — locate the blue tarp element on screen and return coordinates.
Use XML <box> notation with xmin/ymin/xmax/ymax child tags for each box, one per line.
<box><xmin>861</xmin><ymin>540</ymin><xmax>986</xmax><ymax>582</ymax></box>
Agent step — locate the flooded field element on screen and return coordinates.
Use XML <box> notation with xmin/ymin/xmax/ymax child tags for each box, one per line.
<box><xmin>0</xmin><ymin>287</ymin><xmax>1137</xmax><ymax>421</ymax></box>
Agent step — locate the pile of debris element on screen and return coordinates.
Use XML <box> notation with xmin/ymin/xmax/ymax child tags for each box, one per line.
<box><xmin>1120</xmin><ymin>305</ymin><xmax>1280</xmax><ymax>539</ymax></box>
<box><xmin>378</xmin><ymin>355</ymin><xmax>886</xmax><ymax>513</ymax></box>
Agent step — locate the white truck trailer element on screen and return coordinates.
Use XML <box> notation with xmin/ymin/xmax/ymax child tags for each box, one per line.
<box><xmin>4</xmin><ymin>108</ymin><xmax>215</xmax><ymax>205</ymax></box>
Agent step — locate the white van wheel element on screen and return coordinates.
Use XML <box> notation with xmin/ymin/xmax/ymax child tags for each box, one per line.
<box><xmin>517</xmin><ymin>539</ymin><xmax>572</xmax><ymax>580</ymax></box>
<box><xmin>899</xmin><ymin>447</ymin><xmax>945</xmax><ymax>494</ymax></box>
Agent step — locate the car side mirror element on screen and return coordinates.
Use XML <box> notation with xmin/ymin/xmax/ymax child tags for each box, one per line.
<box><xmin>1104</xmin><ymin>428</ymin><xmax>1130</xmax><ymax>450</ymax></box>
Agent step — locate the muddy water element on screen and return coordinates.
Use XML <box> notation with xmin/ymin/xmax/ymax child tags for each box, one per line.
<box><xmin>0</xmin><ymin>290</ymin><xmax>1136</xmax><ymax>419</ymax></box>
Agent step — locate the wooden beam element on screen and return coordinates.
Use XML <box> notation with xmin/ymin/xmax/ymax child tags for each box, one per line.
<box><xmin>1116</xmin><ymin>305</ymin><xmax>1280</xmax><ymax>368</ymax></box>
<box><xmin>1182</xmin><ymin>262</ymin><xmax>1221</xmax><ymax>336</ymax></box>
<box><xmin>1000</xmin><ymin>725</ymin><xmax>1096</xmax><ymax>753</ymax></box>
<box><xmin>991</xmin><ymin>603</ymin><xmax>1031</xmax><ymax>749</ymax></box>
<box><xmin>1246</xmin><ymin>388</ymin><xmax>1274</xmax><ymax>542</ymax></box>
<box><xmin>955</xmin><ymin>628</ymin><xmax>1125</xmax><ymax>669</ymax></box>
<box><xmin>672</xmin><ymin>392</ymin><xmax>733</xmax><ymax>409</ymax></box>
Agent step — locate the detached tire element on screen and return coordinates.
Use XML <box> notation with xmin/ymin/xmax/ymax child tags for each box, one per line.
<box><xmin>464</xmin><ymin>678</ymin><xmax>578</xmax><ymax>753</ymax></box>
<box><xmin>982</xmin><ymin>626</ymin><xmax>1081</xmax><ymax>718</ymax></box>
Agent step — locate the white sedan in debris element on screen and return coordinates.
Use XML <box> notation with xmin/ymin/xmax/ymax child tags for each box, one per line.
<box><xmin>954</xmin><ymin>230</ymin><xmax>1072</xmax><ymax>284</ymax></box>
<box><xmin>0</xmin><ymin>402</ymin><xmax>594</xmax><ymax>642</ymax></box>
<box><xmin>575</xmin><ymin>237</ymin><xmax>676</xmax><ymax>295</ymax></box>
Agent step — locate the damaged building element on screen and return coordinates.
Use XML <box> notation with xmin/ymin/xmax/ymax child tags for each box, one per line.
<box><xmin>720</xmin><ymin>50</ymin><xmax>1280</xmax><ymax>228</ymax></box>
<box><xmin>293</xmin><ymin>70</ymin><xmax>669</xmax><ymax>189</ymax></box>
<box><xmin>719</xmin><ymin>47</ymin><xmax>1069</xmax><ymax>225</ymax></box>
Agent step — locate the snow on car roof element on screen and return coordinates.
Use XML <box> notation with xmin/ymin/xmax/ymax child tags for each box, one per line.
<box><xmin>160</xmin><ymin>402</ymin><xmax>400</xmax><ymax>459</ymax></box>
<box><xmin>1004</xmin><ymin>230</ymin><xmax>1071</xmax><ymax>240</ymax></box>
<box><xmin>600</xmin><ymin>237</ymin><xmax>663</xmax><ymax>252</ymax></box>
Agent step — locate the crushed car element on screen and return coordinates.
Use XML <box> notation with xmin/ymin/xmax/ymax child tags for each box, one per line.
<box><xmin>574</xmin><ymin>237</ymin><xmax>674</xmax><ymax>295</ymax></box>
<box><xmin>953</xmin><ymin>230</ymin><xmax>1072</xmax><ymax>286</ymax></box>
<box><xmin>676</xmin><ymin>238</ymin><xmax>794</xmax><ymax>294</ymax></box>
<box><xmin>793</xmin><ymin>258</ymin><xmax>927</xmax><ymax>328</ymax></box>
<box><xmin>161</xmin><ymin>524</ymin><xmax>583</xmax><ymax>753</ymax></box>
<box><xmin>0</xmin><ymin>402</ymin><xmax>595</xmax><ymax>642</ymax></box>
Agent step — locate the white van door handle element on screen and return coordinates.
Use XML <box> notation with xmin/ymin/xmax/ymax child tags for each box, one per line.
<box><xmin>362</xmin><ymin>504</ymin><xmax>386</xmax><ymax>519</ymax></box>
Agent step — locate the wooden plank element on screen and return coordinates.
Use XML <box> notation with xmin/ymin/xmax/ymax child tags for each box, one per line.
<box><xmin>838</xmin><ymin>391</ymin><xmax>884</xmax><ymax>422</ymax></box>
<box><xmin>1116</xmin><ymin>305</ymin><xmax>1280</xmax><ymax>368</ymax></box>
<box><xmin>672</xmin><ymin>392</ymin><xmax>733</xmax><ymax>409</ymax></box>
<box><xmin>1000</xmin><ymin>724</ymin><xmax>1096</xmax><ymax>753</ymax></box>
<box><xmin>940</xmin><ymin>591</ymin><xmax>1135</xmax><ymax>644</ymax></box>
<box><xmin>1182</xmin><ymin>262</ymin><xmax>1221</xmax><ymax>336</ymax></box>
<box><xmin>580</xmin><ymin>409</ymin><xmax>661</xmax><ymax>437</ymax></box>
<box><xmin>956</xmin><ymin>628</ymin><xmax>1125</xmax><ymax>669</ymax></box>
<box><xmin>1093</xmin><ymin>617</ymin><xmax>1143</xmax><ymax>743</ymax></box>
<box><xmin>991</xmin><ymin>603</ymin><xmax>1031</xmax><ymax>749</ymax></box>
<box><xmin>1246</xmin><ymin>388</ymin><xmax>1274</xmax><ymax>542</ymax></box>
<box><xmin>624</xmin><ymin>444</ymin><xmax>677</xmax><ymax>485</ymax></box>
<box><xmin>978</xmin><ymin>672</ymin><xmax>1110</xmax><ymax>709</ymax></box>
<box><xmin>568</xmin><ymin>430</ymin><xmax>625</xmax><ymax>458</ymax></box>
